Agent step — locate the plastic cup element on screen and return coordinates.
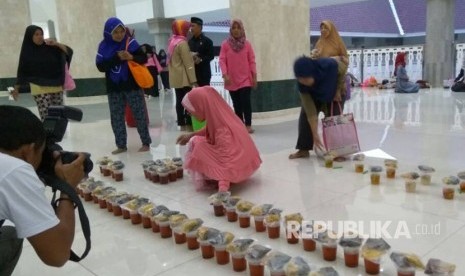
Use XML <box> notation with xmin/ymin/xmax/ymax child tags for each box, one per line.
<box><xmin>141</xmin><ymin>215</ymin><xmax>151</xmax><ymax>228</ymax></box>
<box><xmin>253</xmin><ymin>216</ymin><xmax>266</xmax><ymax>232</ymax></box>
<box><xmin>364</xmin><ymin>258</ymin><xmax>380</xmax><ymax>275</ymax></box>
<box><xmin>286</xmin><ymin>229</ymin><xmax>300</xmax><ymax>244</ymax></box>
<box><xmin>343</xmin><ymin>247</ymin><xmax>360</xmax><ymax>267</ymax></box>
<box><xmin>460</xmin><ymin>182</ymin><xmax>465</xmax><ymax>192</ymax></box>
<box><xmin>186</xmin><ymin>231</ymin><xmax>199</xmax><ymax>250</ymax></box>
<box><xmin>231</xmin><ymin>253</ymin><xmax>247</xmax><ymax>272</ymax></box>
<box><xmin>213</xmin><ymin>203</ymin><xmax>225</xmax><ymax>217</ymax></box>
<box><xmin>159</xmin><ymin>173</ymin><xmax>169</xmax><ymax>184</ymax></box>
<box><xmin>355</xmin><ymin>162</ymin><xmax>364</xmax><ymax>173</ymax></box>
<box><xmin>102</xmin><ymin>166</ymin><xmax>111</xmax><ymax>176</ymax></box>
<box><xmin>169</xmin><ymin>170</ymin><xmax>177</xmax><ymax>182</ymax></box>
<box><xmin>324</xmin><ymin>155</ymin><xmax>334</xmax><ymax>168</ymax></box>
<box><xmin>225</xmin><ymin>207</ymin><xmax>238</xmax><ymax>222</ymax></box>
<box><xmin>106</xmin><ymin>202</ymin><xmax>113</xmax><ymax>212</ymax></box>
<box><xmin>421</xmin><ymin>173</ymin><xmax>432</xmax><ymax>185</ymax></box>
<box><xmin>122</xmin><ymin>209</ymin><xmax>130</xmax><ymax>219</ymax></box>
<box><xmin>98</xmin><ymin>198</ymin><xmax>107</xmax><ymax>209</ymax></box>
<box><xmin>199</xmin><ymin>240</ymin><xmax>214</xmax><ymax>259</ymax></box>
<box><xmin>99</xmin><ymin>165</ymin><xmax>104</xmax><ymax>174</ymax></box>
<box><xmin>443</xmin><ymin>187</ymin><xmax>455</xmax><ymax>200</ymax></box>
<box><xmin>143</xmin><ymin>168</ymin><xmax>150</xmax><ymax>179</ymax></box>
<box><xmin>159</xmin><ymin>221</ymin><xmax>172</xmax><ymax>238</ymax></box>
<box><xmin>322</xmin><ymin>244</ymin><xmax>337</xmax><ymax>261</ymax></box>
<box><xmin>214</xmin><ymin>245</ymin><xmax>230</xmax><ymax>265</ymax></box>
<box><xmin>83</xmin><ymin>192</ymin><xmax>92</xmax><ymax>202</ymax></box>
<box><xmin>151</xmin><ymin>219</ymin><xmax>160</xmax><ymax>233</ymax></box>
<box><xmin>130</xmin><ymin>210</ymin><xmax>141</xmax><ymax>224</ymax></box>
<box><xmin>78</xmin><ymin>187</ymin><xmax>84</xmax><ymax>198</ymax></box>
<box><xmin>173</xmin><ymin>230</ymin><xmax>187</xmax><ymax>244</ymax></box>
<box><xmin>267</xmin><ymin>224</ymin><xmax>280</xmax><ymax>239</ymax></box>
<box><xmin>150</xmin><ymin>170</ymin><xmax>159</xmax><ymax>183</ymax></box>
<box><xmin>397</xmin><ymin>267</ymin><xmax>415</xmax><ymax>276</ymax></box>
<box><xmin>176</xmin><ymin>167</ymin><xmax>184</xmax><ymax>179</ymax></box>
<box><xmin>112</xmin><ymin>203</ymin><xmax>122</xmax><ymax>216</ymax></box>
<box><xmin>248</xmin><ymin>260</ymin><xmax>265</xmax><ymax>276</ymax></box>
<box><xmin>114</xmin><ymin>170</ymin><xmax>123</xmax><ymax>182</ymax></box>
<box><xmin>386</xmin><ymin>167</ymin><xmax>396</xmax><ymax>179</ymax></box>
<box><xmin>371</xmin><ymin>172</ymin><xmax>381</xmax><ymax>185</ymax></box>
<box><xmin>405</xmin><ymin>180</ymin><xmax>417</xmax><ymax>193</ymax></box>
<box><xmin>92</xmin><ymin>195</ymin><xmax>99</xmax><ymax>204</ymax></box>
<box><xmin>302</xmin><ymin>238</ymin><xmax>316</xmax><ymax>251</ymax></box>
<box><xmin>238</xmin><ymin>213</ymin><xmax>251</xmax><ymax>228</ymax></box>
<box><xmin>269</xmin><ymin>270</ymin><xmax>286</xmax><ymax>276</ymax></box>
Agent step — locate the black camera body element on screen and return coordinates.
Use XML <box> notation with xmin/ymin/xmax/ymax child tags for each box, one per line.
<box><xmin>38</xmin><ymin>106</ymin><xmax>93</xmax><ymax>177</ymax></box>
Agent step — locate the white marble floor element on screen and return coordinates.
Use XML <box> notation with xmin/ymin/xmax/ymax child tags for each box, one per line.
<box><xmin>3</xmin><ymin>87</ymin><xmax>465</xmax><ymax>276</ymax></box>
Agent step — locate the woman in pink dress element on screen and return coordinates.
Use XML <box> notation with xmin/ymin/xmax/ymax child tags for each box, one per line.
<box><xmin>176</xmin><ymin>86</ymin><xmax>262</xmax><ymax>192</ymax></box>
<box><xmin>219</xmin><ymin>19</ymin><xmax>257</xmax><ymax>133</ymax></box>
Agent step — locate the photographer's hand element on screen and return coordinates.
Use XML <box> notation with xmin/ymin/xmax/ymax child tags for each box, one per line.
<box><xmin>54</xmin><ymin>152</ymin><xmax>86</xmax><ymax>188</ymax></box>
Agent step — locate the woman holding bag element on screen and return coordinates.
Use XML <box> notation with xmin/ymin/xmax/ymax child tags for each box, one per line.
<box><xmin>96</xmin><ymin>17</ymin><xmax>152</xmax><ymax>154</ymax></box>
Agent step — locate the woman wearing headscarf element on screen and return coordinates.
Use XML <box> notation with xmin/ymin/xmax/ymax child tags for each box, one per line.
<box><xmin>176</xmin><ymin>86</ymin><xmax>261</xmax><ymax>192</ymax></box>
<box><xmin>289</xmin><ymin>20</ymin><xmax>348</xmax><ymax>159</ymax></box>
<box><xmin>219</xmin><ymin>19</ymin><xmax>257</xmax><ymax>133</ymax></box>
<box><xmin>168</xmin><ymin>20</ymin><xmax>197</xmax><ymax>131</ymax></box>
<box><xmin>293</xmin><ymin>56</ymin><xmax>347</xmax><ymax>152</ymax></box>
<box><xmin>141</xmin><ymin>44</ymin><xmax>162</xmax><ymax>98</ymax></box>
<box><xmin>157</xmin><ymin>49</ymin><xmax>170</xmax><ymax>92</ymax></box>
<box><xmin>454</xmin><ymin>54</ymin><xmax>465</xmax><ymax>83</ymax></box>
<box><xmin>96</xmin><ymin>17</ymin><xmax>152</xmax><ymax>154</ymax></box>
<box><xmin>394</xmin><ymin>52</ymin><xmax>419</xmax><ymax>93</ymax></box>
<box><xmin>13</xmin><ymin>25</ymin><xmax>73</xmax><ymax>120</ymax></box>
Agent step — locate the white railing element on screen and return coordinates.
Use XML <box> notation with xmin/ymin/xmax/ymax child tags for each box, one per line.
<box><xmin>210</xmin><ymin>43</ymin><xmax>465</xmax><ymax>86</ymax></box>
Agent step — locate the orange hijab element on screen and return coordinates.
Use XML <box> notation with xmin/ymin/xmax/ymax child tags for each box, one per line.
<box><xmin>315</xmin><ymin>21</ymin><xmax>348</xmax><ymax>58</ymax></box>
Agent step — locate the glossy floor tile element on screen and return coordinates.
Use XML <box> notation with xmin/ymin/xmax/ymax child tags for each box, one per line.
<box><xmin>2</xmin><ymin>87</ymin><xmax>465</xmax><ymax>276</ymax></box>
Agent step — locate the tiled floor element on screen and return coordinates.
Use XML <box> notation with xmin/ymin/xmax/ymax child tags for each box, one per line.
<box><xmin>2</xmin><ymin>87</ymin><xmax>465</xmax><ymax>276</ymax></box>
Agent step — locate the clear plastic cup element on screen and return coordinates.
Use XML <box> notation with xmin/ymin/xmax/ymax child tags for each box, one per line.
<box><xmin>231</xmin><ymin>252</ymin><xmax>247</xmax><ymax>272</ymax></box>
<box><xmin>225</xmin><ymin>206</ymin><xmax>238</xmax><ymax>222</ymax></box>
<box><xmin>364</xmin><ymin>258</ymin><xmax>381</xmax><ymax>275</ymax></box>
<box><xmin>355</xmin><ymin>162</ymin><xmax>364</xmax><ymax>173</ymax></box>
<box><xmin>443</xmin><ymin>187</ymin><xmax>455</xmax><ymax>200</ymax></box>
<box><xmin>405</xmin><ymin>180</ymin><xmax>417</xmax><ymax>193</ymax></box>
<box><xmin>214</xmin><ymin>245</ymin><xmax>229</xmax><ymax>265</ymax></box>
<box><xmin>186</xmin><ymin>231</ymin><xmax>199</xmax><ymax>250</ymax></box>
<box><xmin>324</xmin><ymin>155</ymin><xmax>334</xmax><ymax>168</ymax></box>
<box><xmin>421</xmin><ymin>172</ymin><xmax>432</xmax><ymax>185</ymax></box>
<box><xmin>322</xmin><ymin>243</ymin><xmax>337</xmax><ymax>261</ymax></box>
<box><xmin>199</xmin><ymin>240</ymin><xmax>214</xmax><ymax>259</ymax></box>
<box><xmin>343</xmin><ymin>247</ymin><xmax>360</xmax><ymax>267</ymax></box>
<box><xmin>238</xmin><ymin>212</ymin><xmax>250</xmax><ymax>228</ymax></box>
<box><xmin>253</xmin><ymin>215</ymin><xmax>266</xmax><ymax>232</ymax></box>
<box><xmin>371</xmin><ymin>172</ymin><xmax>381</xmax><ymax>185</ymax></box>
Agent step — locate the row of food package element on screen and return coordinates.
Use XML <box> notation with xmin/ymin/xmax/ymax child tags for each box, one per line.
<box><xmin>207</xmin><ymin>192</ymin><xmax>456</xmax><ymax>275</ymax></box>
<box><xmin>141</xmin><ymin>158</ymin><xmax>184</xmax><ymax>184</ymax></box>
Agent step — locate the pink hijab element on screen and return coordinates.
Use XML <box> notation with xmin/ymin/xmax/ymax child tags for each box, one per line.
<box><xmin>227</xmin><ymin>19</ymin><xmax>246</xmax><ymax>52</ymax></box>
<box><xmin>167</xmin><ymin>20</ymin><xmax>190</xmax><ymax>63</ymax></box>
<box><xmin>182</xmin><ymin>86</ymin><xmax>261</xmax><ymax>183</ymax></box>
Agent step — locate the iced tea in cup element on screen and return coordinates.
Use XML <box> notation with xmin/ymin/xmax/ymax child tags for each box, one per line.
<box><xmin>370</xmin><ymin>166</ymin><xmax>383</xmax><ymax>185</ymax></box>
<box><xmin>324</xmin><ymin>154</ymin><xmax>334</xmax><ymax>168</ymax></box>
<box><xmin>353</xmin><ymin>153</ymin><xmax>366</xmax><ymax>173</ymax></box>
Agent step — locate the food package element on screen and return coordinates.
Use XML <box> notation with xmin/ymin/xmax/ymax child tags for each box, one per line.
<box><xmin>153</xmin><ymin>210</ymin><xmax>180</xmax><ymax>223</ymax></box>
<box><xmin>105</xmin><ymin>192</ymin><xmax>128</xmax><ymax>204</ymax></box>
<box><xmin>458</xmin><ymin>171</ymin><xmax>465</xmax><ymax>180</ymax></box>
<box><xmin>207</xmin><ymin>231</ymin><xmax>234</xmax><ymax>246</ymax></box>
<box><xmin>315</xmin><ymin>231</ymin><xmax>337</xmax><ymax>245</ymax></box>
<box><xmin>390</xmin><ymin>252</ymin><xmax>425</xmax><ymax>270</ymax></box>
<box><xmin>384</xmin><ymin>159</ymin><xmax>398</xmax><ymax>168</ymax></box>
<box><xmin>370</xmin><ymin>166</ymin><xmax>383</xmax><ymax>173</ymax></box>
<box><xmin>223</xmin><ymin>196</ymin><xmax>241</xmax><ymax>209</ymax></box>
<box><xmin>150</xmin><ymin>205</ymin><xmax>169</xmax><ymax>217</ymax></box>
<box><xmin>339</xmin><ymin>233</ymin><xmax>363</xmax><ymax>248</ymax></box>
<box><xmin>180</xmin><ymin>218</ymin><xmax>203</xmax><ymax>234</ymax></box>
<box><xmin>309</xmin><ymin>267</ymin><xmax>339</xmax><ymax>276</ymax></box>
<box><xmin>284</xmin><ymin>256</ymin><xmax>311</xmax><ymax>276</ymax></box>
<box><xmin>418</xmin><ymin>165</ymin><xmax>435</xmax><ymax>173</ymax></box>
<box><xmin>83</xmin><ymin>180</ymin><xmax>105</xmax><ymax>193</ymax></box>
<box><xmin>172</xmin><ymin>157</ymin><xmax>183</xmax><ymax>167</ymax></box>
<box><xmin>400</xmin><ymin>172</ymin><xmax>420</xmax><ymax>180</ymax></box>
<box><xmin>208</xmin><ymin>191</ymin><xmax>231</xmax><ymax>205</ymax></box>
<box><xmin>92</xmin><ymin>186</ymin><xmax>116</xmax><ymax>198</ymax></box>
<box><xmin>284</xmin><ymin>213</ymin><xmax>304</xmax><ymax>224</ymax></box>
<box><xmin>138</xmin><ymin>203</ymin><xmax>156</xmax><ymax>216</ymax></box>
<box><xmin>361</xmin><ymin>238</ymin><xmax>391</xmax><ymax>261</ymax></box>
<box><xmin>123</xmin><ymin>198</ymin><xmax>150</xmax><ymax>211</ymax></box>
<box><xmin>96</xmin><ymin>156</ymin><xmax>112</xmax><ymax>165</ymax></box>
<box><xmin>197</xmin><ymin>227</ymin><xmax>221</xmax><ymax>241</ymax></box>
<box><xmin>266</xmin><ymin>251</ymin><xmax>292</xmax><ymax>272</ymax></box>
<box><xmin>245</xmin><ymin>244</ymin><xmax>272</xmax><ymax>263</ymax></box>
<box><xmin>169</xmin><ymin>214</ymin><xmax>189</xmax><ymax>230</ymax></box>
<box><xmin>110</xmin><ymin>160</ymin><xmax>125</xmax><ymax>171</ymax></box>
<box><xmin>352</xmin><ymin>153</ymin><xmax>365</xmax><ymax>162</ymax></box>
<box><xmin>442</xmin><ymin>176</ymin><xmax>460</xmax><ymax>185</ymax></box>
<box><xmin>424</xmin><ymin>258</ymin><xmax>455</xmax><ymax>274</ymax></box>
<box><xmin>236</xmin><ymin>200</ymin><xmax>255</xmax><ymax>213</ymax></box>
<box><xmin>250</xmin><ymin>204</ymin><xmax>273</xmax><ymax>216</ymax></box>
<box><xmin>226</xmin><ymin>239</ymin><xmax>254</xmax><ymax>254</ymax></box>
<box><xmin>264</xmin><ymin>209</ymin><xmax>283</xmax><ymax>226</ymax></box>
<box><xmin>114</xmin><ymin>194</ymin><xmax>137</xmax><ymax>206</ymax></box>
<box><xmin>141</xmin><ymin>160</ymin><xmax>155</xmax><ymax>169</ymax></box>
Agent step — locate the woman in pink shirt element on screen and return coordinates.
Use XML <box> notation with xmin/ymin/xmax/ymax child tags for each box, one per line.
<box><xmin>219</xmin><ymin>19</ymin><xmax>257</xmax><ymax>133</ymax></box>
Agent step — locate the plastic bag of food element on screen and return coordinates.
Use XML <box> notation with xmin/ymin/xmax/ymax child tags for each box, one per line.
<box><xmin>207</xmin><ymin>231</ymin><xmax>234</xmax><ymax>246</ymax></box>
<box><xmin>141</xmin><ymin>160</ymin><xmax>155</xmax><ymax>168</ymax></box>
<box><xmin>208</xmin><ymin>191</ymin><xmax>231</xmax><ymax>205</ymax></box>
<box><xmin>84</xmin><ymin>180</ymin><xmax>105</xmax><ymax>193</ymax></box>
<box><xmin>197</xmin><ymin>227</ymin><xmax>221</xmax><ymax>241</ymax></box>
<box><xmin>105</xmin><ymin>192</ymin><xmax>128</xmax><ymax>204</ymax></box>
<box><xmin>424</xmin><ymin>258</ymin><xmax>455</xmax><ymax>274</ymax></box>
<box><xmin>264</xmin><ymin>209</ymin><xmax>282</xmax><ymax>227</ymax></box>
<box><xmin>284</xmin><ymin>213</ymin><xmax>304</xmax><ymax>224</ymax></box>
<box><xmin>226</xmin><ymin>239</ymin><xmax>254</xmax><ymax>254</ymax></box>
<box><xmin>339</xmin><ymin>234</ymin><xmax>363</xmax><ymax>248</ymax></box>
<box><xmin>390</xmin><ymin>252</ymin><xmax>425</xmax><ymax>270</ymax></box>
<box><xmin>236</xmin><ymin>200</ymin><xmax>255</xmax><ymax>213</ymax></box>
<box><xmin>458</xmin><ymin>171</ymin><xmax>465</xmax><ymax>180</ymax></box>
<box><xmin>150</xmin><ymin>205</ymin><xmax>169</xmax><ymax>217</ymax></box>
<box><xmin>284</xmin><ymin>256</ymin><xmax>311</xmax><ymax>276</ymax></box>
<box><xmin>250</xmin><ymin>204</ymin><xmax>273</xmax><ymax>216</ymax></box>
<box><xmin>266</xmin><ymin>251</ymin><xmax>292</xmax><ymax>272</ymax></box>
<box><xmin>110</xmin><ymin>160</ymin><xmax>125</xmax><ymax>171</ymax></box>
<box><xmin>315</xmin><ymin>231</ymin><xmax>337</xmax><ymax>245</ymax></box>
<box><xmin>361</xmin><ymin>238</ymin><xmax>391</xmax><ymax>260</ymax></box>
<box><xmin>418</xmin><ymin>165</ymin><xmax>435</xmax><ymax>173</ymax></box>
<box><xmin>442</xmin><ymin>176</ymin><xmax>460</xmax><ymax>185</ymax></box>
<box><xmin>92</xmin><ymin>186</ymin><xmax>115</xmax><ymax>198</ymax></box>
<box><xmin>246</xmin><ymin>244</ymin><xmax>272</xmax><ymax>263</ymax></box>
<box><xmin>123</xmin><ymin>198</ymin><xmax>150</xmax><ymax>211</ymax></box>
<box><xmin>154</xmin><ymin>210</ymin><xmax>180</xmax><ymax>223</ymax></box>
<box><xmin>309</xmin><ymin>267</ymin><xmax>339</xmax><ymax>276</ymax></box>
<box><xmin>384</xmin><ymin>159</ymin><xmax>398</xmax><ymax>168</ymax></box>
<box><xmin>169</xmin><ymin>214</ymin><xmax>188</xmax><ymax>231</ymax></box>
<box><xmin>352</xmin><ymin>153</ymin><xmax>365</xmax><ymax>161</ymax></box>
<box><xmin>400</xmin><ymin>172</ymin><xmax>420</xmax><ymax>180</ymax></box>
<box><xmin>114</xmin><ymin>194</ymin><xmax>137</xmax><ymax>206</ymax></box>
<box><xmin>138</xmin><ymin>203</ymin><xmax>155</xmax><ymax>216</ymax></box>
<box><xmin>223</xmin><ymin>196</ymin><xmax>241</xmax><ymax>209</ymax></box>
<box><xmin>180</xmin><ymin>218</ymin><xmax>203</xmax><ymax>234</ymax></box>
<box><xmin>96</xmin><ymin>156</ymin><xmax>112</xmax><ymax>165</ymax></box>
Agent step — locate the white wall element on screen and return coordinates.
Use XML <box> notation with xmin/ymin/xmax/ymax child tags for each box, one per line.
<box><xmin>163</xmin><ymin>0</ymin><xmax>229</xmax><ymax>18</ymax></box>
<box><xmin>116</xmin><ymin>0</ymin><xmax>153</xmax><ymax>24</ymax></box>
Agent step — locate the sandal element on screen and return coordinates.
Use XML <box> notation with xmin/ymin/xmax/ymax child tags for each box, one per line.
<box><xmin>138</xmin><ymin>145</ymin><xmax>150</xmax><ymax>152</ymax></box>
<box><xmin>288</xmin><ymin>150</ymin><xmax>310</xmax><ymax>159</ymax></box>
<box><xmin>112</xmin><ymin>148</ymin><xmax>127</xmax><ymax>155</ymax></box>
<box><xmin>246</xmin><ymin>126</ymin><xmax>255</xmax><ymax>134</ymax></box>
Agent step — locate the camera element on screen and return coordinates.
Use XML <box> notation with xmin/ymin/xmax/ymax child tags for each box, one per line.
<box><xmin>38</xmin><ymin>106</ymin><xmax>93</xmax><ymax>177</ymax></box>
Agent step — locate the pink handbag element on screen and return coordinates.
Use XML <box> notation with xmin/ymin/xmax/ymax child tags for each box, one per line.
<box><xmin>322</xmin><ymin>103</ymin><xmax>360</xmax><ymax>157</ymax></box>
<box><xmin>64</xmin><ymin>63</ymin><xmax>76</xmax><ymax>91</ymax></box>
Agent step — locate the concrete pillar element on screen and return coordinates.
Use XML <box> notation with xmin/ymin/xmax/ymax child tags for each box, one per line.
<box><xmin>55</xmin><ymin>0</ymin><xmax>115</xmax><ymax>79</ymax></box>
<box><xmin>0</xmin><ymin>0</ymin><xmax>30</xmax><ymax>86</ymax></box>
<box><xmin>229</xmin><ymin>0</ymin><xmax>310</xmax><ymax>112</ymax></box>
<box><xmin>147</xmin><ymin>17</ymin><xmax>174</xmax><ymax>53</ymax></box>
<box><xmin>424</xmin><ymin>0</ymin><xmax>455</xmax><ymax>87</ymax></box>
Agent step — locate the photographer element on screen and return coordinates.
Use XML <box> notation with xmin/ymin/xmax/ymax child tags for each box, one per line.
<box><xmin>0</xmin><ymin>105</ymin><xmax>85</xmax><ymax>275</ymax></box>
